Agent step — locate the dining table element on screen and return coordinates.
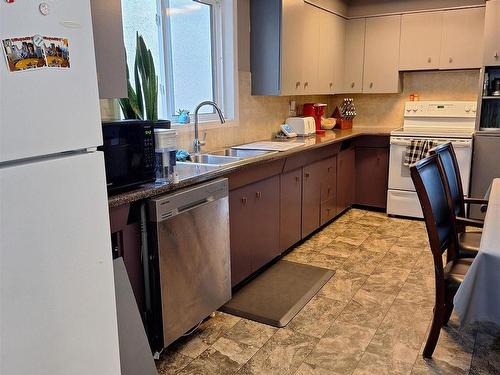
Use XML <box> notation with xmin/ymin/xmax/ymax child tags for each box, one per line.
<box><xmin>454</xmin><ymin>178</ymin><xmax>500</xmax><ymax>326</ymax></box>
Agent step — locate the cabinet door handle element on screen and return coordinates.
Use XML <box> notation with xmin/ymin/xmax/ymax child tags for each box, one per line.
<box><xmin>495</xmin><ymin>52</ymin><xmax>499</xmax><ymax>59</ymax></box>
<box><xmin>327</xmin><ymin>167</ymin><xmax>331</xmax><ymax>173</ymax></box>
<box><xmin>305</xmin><ymin>173</ymin><xmax>310</xmax><ymax>178</ymax></box>
<box><xmin>295</xmin><ymin>176</ymin><xmax>300</xmax><ymax>183</ymax></box>
<box><xmin>351</xmin><ymin>82</ymin><xmax>355</xmax><ymax>88</ymax></box>
<box><xmin>449</xmin><ymin>57</ymin><xmax>453</xmax><ymax>63</ymax></box>
<box><xmin>329</xmin><ymin>82</ymin><xmax>333</xmax><ymax>88</ymax></box>
<box><xmin>241</xmin><ymin>197</ymin><xmax>247</xmax><ymax>205</ymax></box>
<box><xmin>427</xmin><ymin>57</ymin><xmax>432</xmax><ymax>63</ymax></box>
<box><xmin>296</xmin><ymin>81</ymin><xmax>301</xmax><ymax>88</ymax></box>
<box><xmin>304</xmin><ymin>82</ymin><xmax>309</xmax><ymax>88</ymax></box>
<box><xmin>369</xmin><ymin>82</ymin><xmax>374</xmax><ymax>88</ymax></box>
<box><xmin>256</xmin><ymin>191</ymin><xmax>262</xmax><ymax>198</ymax></box>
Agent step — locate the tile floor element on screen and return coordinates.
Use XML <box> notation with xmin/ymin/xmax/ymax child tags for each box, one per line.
<box><xmin>156</xmin><ymin>209</ymin><xmax>500</xmax><ymax>375</ymax></box>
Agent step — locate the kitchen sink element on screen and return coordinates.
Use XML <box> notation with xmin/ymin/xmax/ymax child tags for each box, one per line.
<box><xmin>210</xmin><ymin>148</ymin><xmax>277</xmax><ymax>158</ymax></box>
<box><xmin>190</xmin><ymin>154</ymin><xmax>244</xmax><ymax>166</ymax></box>
<box><xmin>176</xmin><ymin>163</ymin><xmax>220</xmax><ymax>181</ymax></box>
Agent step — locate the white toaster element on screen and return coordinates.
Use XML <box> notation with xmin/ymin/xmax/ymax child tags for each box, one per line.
<box><xmin>285</xmin><ymin>117</ymin><xmax>316</xmax><ymax>136</ymax></box>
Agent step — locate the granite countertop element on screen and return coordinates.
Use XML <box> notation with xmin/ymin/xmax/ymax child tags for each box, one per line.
<box><xmin>108</xmin><ymin>126</ymin><xmax>397</xmax><ymax>208</ymax></box>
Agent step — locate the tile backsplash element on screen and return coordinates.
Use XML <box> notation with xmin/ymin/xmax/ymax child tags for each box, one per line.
<box><xmin>100</xmin><ymin>69</ymin><xmax>480</xmax><ymax>153</ymax></box>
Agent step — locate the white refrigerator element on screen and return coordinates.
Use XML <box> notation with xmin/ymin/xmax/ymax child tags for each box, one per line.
<box><xmin>0</xmin><ymin>1</ymin><xmax>121</xmax><ymax>375</ymax></box>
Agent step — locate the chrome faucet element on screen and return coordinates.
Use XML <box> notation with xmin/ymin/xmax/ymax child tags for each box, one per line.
<box><xmin>193</xmin><ymin>101</ymin><xmax>226</xmax><ymax>155</ymax></box>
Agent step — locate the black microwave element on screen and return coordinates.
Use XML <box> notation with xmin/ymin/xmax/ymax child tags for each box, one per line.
<box><xmin>99</xmin><ymin>120</ymin><xmax>156</xmax><ymax>193</ymax></box>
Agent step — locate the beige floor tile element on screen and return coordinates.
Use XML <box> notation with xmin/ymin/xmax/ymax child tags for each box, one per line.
<box><xmin>287</xmin><ymin>295</ymin><xmax>345</xmax><ymax>338</ymax></box>
<box><xmin>319</xmin><ymin>239</ymin><xmax>358</xmax><ymax>259</ymax></box>
<box><xmin>341</xmin><ymin>250</ymin><xmax>386</xmax><ymax>275</ymax></box>
<box><xmin>237</xmin><ymin>329</ymin><xmax>318</xmax><ymax>375</ymax></box>
<box><xmin>224</xmin><ymin>319</ymin><xmax>277</xmax><ymax>348</ymax></box>
<box><xmin>354</xmin><ymin>351</ymin><xmax>415</xmax><ymax>375</ymax></box>
<box><xmin>359</xmin><ymin>232</ymin><xmax>399</xmax><ymax>253</ymax></box>
<box><xmin>156</xmin><ymin>351</ymin><xmax>193</xmax><ymax>375</ymax></box>
<box><xmin>337</xmin><ymin>288</ymin><xmax>397</xmax><ymax>329</ymax></box>
<box><xmin>317</xmin><ymin>269</ymin><xmax>367</xmax><ymax>303</ymax></box>
<box><xmin>302</xmin><ymin>321</ymin><xmax>376</xmax><ymax>374</ymax></box>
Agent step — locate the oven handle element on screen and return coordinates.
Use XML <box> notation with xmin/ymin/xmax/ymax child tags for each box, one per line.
<box><xmin>390</xmin><ymin>138</ymin><xmax>472</xmax><ymax>148</ymax></box>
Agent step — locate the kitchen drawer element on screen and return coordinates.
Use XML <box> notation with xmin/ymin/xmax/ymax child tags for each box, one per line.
<box><xmin>321</xmin><ymin>199</ymin><xmax>336</xmax><ymax>225</ymax></box>
<box><xmin>387</xmin><ymin>190</ymin><xmax>423</xmax><ymax>218</ymax></box>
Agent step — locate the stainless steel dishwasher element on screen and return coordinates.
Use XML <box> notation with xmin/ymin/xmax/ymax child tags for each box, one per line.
<box><xmin>146</xmin><ymin>178</ymin><xmax>231</xmax><ymax>353</ymax></box>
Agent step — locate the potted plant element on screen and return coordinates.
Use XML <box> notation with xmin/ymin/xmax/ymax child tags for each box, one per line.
<box><xmin>177</xmin><ymin>109</ymin><xmax>190</xmax><ymax>124</ymax></box>
<box><xmin>119</xmin><ymin>33</ymin><xmax>169</xmax><ymax>129</ymax></box>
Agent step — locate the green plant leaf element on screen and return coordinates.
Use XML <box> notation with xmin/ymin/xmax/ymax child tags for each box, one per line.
<box><xmin>118</xmin><ymin>61</ymin><xmax>141</xmax><ymax>119</ymax></box>
<box><xmin>134</xmin><ymin>32</ymin><xmax>145</xmax><ymax>119</ymax></box>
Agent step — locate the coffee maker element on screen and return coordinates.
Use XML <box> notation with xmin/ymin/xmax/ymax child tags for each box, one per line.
<box><xmin>303</xmin><ymin>103</ymin><xmax>327</xmax><ymax>134</ymax></box>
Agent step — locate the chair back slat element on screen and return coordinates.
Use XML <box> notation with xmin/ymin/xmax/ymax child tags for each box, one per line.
<box><xmin>411</xmin><ymin>155</ymin><xmax>458</xmax><ymax>258</ymax></box>
<box><xmin>430</xmin><ymin>143</ymin><xmax>465</xmax><ymax>218</ymax></box>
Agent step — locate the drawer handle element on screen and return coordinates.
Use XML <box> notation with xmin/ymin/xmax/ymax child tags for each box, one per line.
<box><xmin>241</xmin><ymin>197</ymin><xmax>247</xmax><ymax>205</ymax></box>
<box><xmin>256</xmin><ymin>191</ymin><xmax>262</xmax><ymax>198</ymax></box>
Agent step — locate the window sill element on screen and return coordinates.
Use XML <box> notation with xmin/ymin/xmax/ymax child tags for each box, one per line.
<box><xmin>171</xmin><ymin>118</ymin><xmax>239</xmax><ymax>133</ymax></box>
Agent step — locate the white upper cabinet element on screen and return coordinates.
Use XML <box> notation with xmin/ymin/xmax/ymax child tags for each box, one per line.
<box><xmin>281</xmin><ymin>0</ymin><xmax>306</xmax><ymax>95</ymax></box>
<box><xmin>484</xmin><ymin>0</ymin><xmax>500</xmax><ymax>66</ymax></box>
<box><xmin>332</xmin><ymin>16</ymin><xmax>347</xmax><ymax>93</ymax></box>
<box><xmin>440</xmin><ymin>7</ymin><xmax>485</xmax><ymax>69</ymax></box>
<box><xmin>363</xmin><ymin>15</ymin><xmax>402</xmax><ymax>93</ymax></box>
<box><xmin>318</xmin><ymin>10</ymin><xmax>335</xmax><ymax>94</ymax></box>
<box><xmin>318</xmin><ymin>11</ymin><xmax>346</xmax><ymax>94</ymax></box>
<box><xmin>302</xmin><ymin>4</ymin><xmax>321</xmax><ymax>95</ymax></box>
<box><xmin>399</xmin><ymin>12</ymin><xmax>442</xmax><ymax>71</ymax></box>
<box><xmin>343</xmin><ymin>18</ymin><xmax>366</xmax><ymax>93</ymax></box>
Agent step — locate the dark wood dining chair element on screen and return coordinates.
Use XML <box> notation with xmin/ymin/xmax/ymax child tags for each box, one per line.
<box><xmin>430</xmin><ymin>143</ymin><xmax>486</xmax><ymax>258</ymax></box>
<box><xmin>411</xmin><ymin>154</ymin><xmax>474</xmax><ymax>358</ymax></box>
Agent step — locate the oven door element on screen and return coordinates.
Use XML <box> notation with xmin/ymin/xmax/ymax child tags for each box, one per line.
<box><xmin>388</xmin><ymin>137</ymin><xmax>473</xmax><ymax>192</ymax></box>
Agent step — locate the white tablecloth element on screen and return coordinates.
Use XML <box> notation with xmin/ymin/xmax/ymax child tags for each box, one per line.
<box><xmin>454</xmin><ymin>178</ymin><xmax>500</xmax><ymax>326</ymax></box>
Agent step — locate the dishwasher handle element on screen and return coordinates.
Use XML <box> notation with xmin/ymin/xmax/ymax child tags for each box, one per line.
<box><xmin>149</xmin><ymin>178</ymin><xmax>228</xmax><ymax>222</ymax></box>
<box><xmin>177</xmin><ymin>196</ymin><xmax>215</xmax><ymax>214</ymax></box>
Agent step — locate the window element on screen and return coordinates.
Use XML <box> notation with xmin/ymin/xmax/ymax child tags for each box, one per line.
<box><xmin>121</xmin><ymin>0</ymin><xmax>236</xmax><ymax>124</ymax></box>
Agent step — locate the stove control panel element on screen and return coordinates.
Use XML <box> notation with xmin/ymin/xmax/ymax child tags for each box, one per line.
<box><xmin>404</xmin><ymin>101</ymin><xmax>477</xmax><ymax>118</ymax></box>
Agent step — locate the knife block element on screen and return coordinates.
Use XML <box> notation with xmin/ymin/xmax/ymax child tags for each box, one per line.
<box><xmin>336</xmin><ymin>119</ymin><xmax>353</xmax><ymax>130</ymax></box>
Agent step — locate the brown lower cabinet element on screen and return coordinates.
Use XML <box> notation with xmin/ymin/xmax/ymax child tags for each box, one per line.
<box><xmin>320</xmin><ymin>156</ymin><xmax>337</xmax><ymax>225</ymax></box>
<box><xmin>355</xmin><ymin>146</ymin><xmax>389</xmax><ymax>209</ymax></box>
<box><xmin>229</xmin><ymin>175</ymin><xmax>280</xmax><ymax>286</ymax></box>
<box><xmin>302</xmin><ymin>162</ymin><xmax>322</xmax><ymax>238</ymax></box>
<box><xmin>337</xmin><ymin>146</ymin><xmax>356</xmax><ymax>214</ymax></box>
<box><xmin>280</xmin><ymin>169</ymin><xmax>302</xmax><ymax>252</ymax></box>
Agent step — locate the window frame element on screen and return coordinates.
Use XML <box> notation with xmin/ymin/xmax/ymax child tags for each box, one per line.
<box><xmin>157</xmin><ymin>0</ymin><xmax>233</xmax><ymax>125</ymax></box>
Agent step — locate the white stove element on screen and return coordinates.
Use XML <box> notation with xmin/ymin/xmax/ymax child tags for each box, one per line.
<box><xmin>387</xmin><ymin>101</ymin><xmax>476</xmax><ymax>218</ymax></box>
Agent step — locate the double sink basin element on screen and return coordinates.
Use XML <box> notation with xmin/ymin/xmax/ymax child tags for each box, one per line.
<box><xmin>176</xmin><ymin>149</ymin><xmax>277</xmax><ymax>181</ymax></box>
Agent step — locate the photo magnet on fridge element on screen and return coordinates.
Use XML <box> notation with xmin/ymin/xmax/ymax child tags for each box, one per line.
<box><xmin>42</xmin><ymin>36</ymin><xmax>70</xmax><ymax>69</ymax></box>
<box><xmin>2</xmin><ymin>36</ymin><xmax>47</xmax><ymax>72</ymax></box>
